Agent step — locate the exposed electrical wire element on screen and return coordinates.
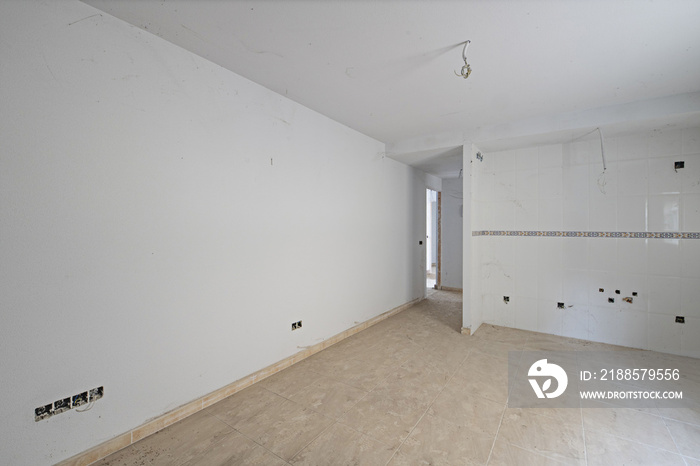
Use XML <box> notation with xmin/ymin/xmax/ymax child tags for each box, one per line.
<box><xmin>454</xmin><ymin>40</ymin><xmax>472</xmax><ymax>79</ymax></box>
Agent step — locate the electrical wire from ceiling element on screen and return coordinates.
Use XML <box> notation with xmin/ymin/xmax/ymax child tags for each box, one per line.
<box><xmin>454</xmin><ymin>40</ymin><xmax>472</xmax><ymax>79</ymax></box>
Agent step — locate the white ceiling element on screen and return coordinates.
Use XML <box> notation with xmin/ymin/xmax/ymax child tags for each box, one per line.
<box><xmin>83</xmin><ymin>0</ymin><xmax>700</xmax><ymax>178</ymax></box>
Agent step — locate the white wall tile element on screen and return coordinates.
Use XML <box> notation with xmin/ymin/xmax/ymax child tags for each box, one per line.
<box><xmin>493</xmin><ymin>298</ymin><xmax>515</xmax><ymax>327</ymax></box>
<box><xmin>492</xmin><ymin>201</ymin><xmax>516</xmax><ymax>230</ymax></box>
<box><xmin>590</xmin><ymin>199</ymin><xmax>617</xmax><ymax>231</ymax></box>
<box><xmin>515</xmin><ymin>236</ymin><xmax>539</xmax><ymax>268</ymax></box>
<box><xmin>562</xmin><ymin>269</ymin><xmax>589</xmax><ymax>305</ymax></box>
<box><xmin>680</xmin><ymin>153</ymin><xmax>700</xmax><ymax>194</ymax></box>
<box><xmin>650</xmin><ymin>195</ymin><xmax>681</xmax><ymax>231</ymax></box>
<box><xmin>648</xmin><ymin>313</ymin><xmax>682</xmax><ymax>355</ymax></box>
<box><xmin>481</xmin><ymin>293</ymin><xmax>495</xmax><ymax>324</ymax></box>
<box><xmin>589</xmin><ymin>238</ymin><xmax>617</xmax><ymax>271</ymax></box>
<box><xmin>648</xmin><ymin>194</ymin><xmax>680</xmax><ymax>231</ymax></box>
<box><xmin>539</xmin><ymin>144</ymin><xmax>563</xmax><ymax>168</ymax></box>
<box><xmin>588</xmin><ymin>270</ymin><xmax>619</xmax><ymax>309</ymax></box>
<box><xmin>514</xmin><ymin>199</ymin><xmax>539</xmax><ymax>231</ymax></box>
<box><xmin>515</xmin><ymin>297</ymin><xmax>539</xmax><ymax>332</ymax></box>
<box><xmin>616</xmin><ymin>309</ymin><xmax>648</xmax><ymax>349</ymax></box>
<box><xmin>618</xmin><ymin>160</ymin><xmax>649</xmax><ymax>196</ymax></box>
<box><xmin>647</xmin><ymin>239</ymin><xmax>681</xmax><ymax>277</ymax></box>
<box><xmin>616</xmin><ymin>273</ymin><xmax>647</xmax><ymax>313</ymax></box>
<box><xmin>538</xmin><ymin>167</ymin><xmax>563</xmax><ymax>199</ymax></box>
<box><xmin>617</xmin><ymin>133</ymin><xmax>649</xmax><ymax>161</ymax></box>
<box><xmin>492</xmin><ymin>236</ymin><xmax>515</xmax><ymax>267</ymax></box>
<box><xmin>617</xmin><ymin>196</ymin><xmax>647</xmax><ymax>231</ymax></box>
<box><xmin>648</xmin><ymin>157</ymin><xmax>682</xmax><ymax>195</ymax></box>
<box><xmin>537</xmin><ymin>268</ymin><xmax>563</xmax><ymax>301</ymax></box>
<box><xmin>539</xmin><ymin>198</ymin><xmax>563</xmax><ymax>230</ymax></box>
<box><xmin>564</xmin><ymin>197</ymin><xmax>590</xmax><ymax>231</ymax></box>
<box><xmin>516</xmin><ymin>168</ymin><xmax>539</xmax><ymax>199</ymax></box>
<box><xmin>563</xmin><ymin>237</ymin><xmax>588</xmax><ymax>270</ymax></box>
<box><xmin>648</xmin><ymin>128</ymin><xmax>682</xmax><ymax>158</ymax></box>
<box><xmin>538</xmin><ymin>237</ymin><xmax>563</xmax><ymax>270</ymax></box>
<box><xmin>680</xmin><ymin>316</ymin><xmax>700</xmax><ymax>358</ymax></box>
<box><xmin>680</xmin><ymin>278</ymin><xmax>700</xmax><ymax>318</ymax></box>
<box><xmin>682</xmin><ymin>193</ymin><xmax>700</xmax><ymax>231</ymax></box>
<box><xmin>647</xmin><ymin>275</ymin><xmax>681</xmax><ymax>315</ymax></box>
<box><xmin>588</xmin><ymin>307</ymin><xmax>619</xmax><ymax>344</ymax></box>
<box><xmin>564</xmin><ymin>140</ymin><xmax>598</xmax><ymax>166</ymax></box>
<box><xmin>589</xmin><ymin>163</ymin><xmax>618</xmax><ymax>200</ymax></box>
<box><xmin>494</xmin><ymin>149</ymin><xmax>518</xmax><ymax>173</ymax></box>
<box><xmin>563</xmin><ymin>164</ymin><xmax>590</xmax><ymax>199</ymax></box>
<box><xmin>537</xmin><ymin>300</ymin><xmax>563</xmax><ymax>335</ymax></box>
<box><xmin>516</xmin><ymin>147</ymin><xmax>539</xmax><ymax>171</ymax></box>
<box><xmin>617</xmin><ymin>238</ymin><xmax>647</xmax><ymax>275</ymax></box>
<box><xmin>515</xmin><ymin>266</ymin><xmax>539</xmax><ymax>299</ymax></box>
<box><xmin>680</xmin><ymin>240</ymin><xmax>700</xmax><ymax>279</ymax></box>
<box><xmin>682</xmin><ymin>128</ymin><xmax>700</xmax><ymax>155</ymax></box>
<box><xmin>562</xmin><ymin>305</ymin><xmax>589</xmax><ymax>340</ymax></box>
<box><xmin>492</xmin><ymin>170</ymin><xmax>516</xmax><ymax>201</ymax></box>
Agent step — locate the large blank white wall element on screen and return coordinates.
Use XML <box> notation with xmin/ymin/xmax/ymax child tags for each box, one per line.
<box><xmin>0</xmin><ymin>2</ymin><xmax>426</xmax><ymax>464</ymax></box>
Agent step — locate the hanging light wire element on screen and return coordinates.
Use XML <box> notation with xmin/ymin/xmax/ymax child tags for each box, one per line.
<box><xmin>455</xmin><ymin>40</ymin><xmax>472</xmax><ymax>79</ymax></box>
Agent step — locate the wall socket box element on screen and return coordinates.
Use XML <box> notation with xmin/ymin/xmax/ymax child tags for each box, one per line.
<box><xmin>34</xmin><ymin>386</ymin><xmax>104</xmax><ymax>422</ymax></box>
<box><xmin>291</xmin><ymin>320</ymin><xmax>302</xmax><ymax>331</ymax></box>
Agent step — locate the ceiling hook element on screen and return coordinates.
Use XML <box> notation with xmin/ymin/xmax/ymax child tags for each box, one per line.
<box><xmin>454</xmin><ymin>40</ymin><xmax>472</xmax><ymax>79</ymax></box>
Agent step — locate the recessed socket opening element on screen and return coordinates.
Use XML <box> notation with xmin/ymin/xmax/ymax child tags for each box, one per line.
<box><xmin>72</xmin><ymin>392</ymin><xmax>88</xmax><ymax>408</ymax></box>
<box><xmin>676</xmin><ymin>316</ymin><xmax>685</xmax><ymax>324</ymax></box>
<box><xmin>599</xmin><ymin>288</ymin><xmax>604</xmax><ymax>293</ymax></box>
<box><xmin>89</xmin><ymin>386</ymin><xmax>104</xmax><ymax>401</ymax></box>
<box><xmin>608</xmin><ymin>298</ymin><xmax>615</xmax><ymax>303</ymax></box>
<box><xmin>291</xmin><ymin>320</ymin><xmax>302</xmax><ymax>331</ymax></box>
<box><xmin>53</xmin><ymin>397</ymin><xmax>71</xmax><ymax>415</ymax></box>
<box><xmin>632</xmin><ymin>291</ymin><xmax>638</xmax><ymax>296</ymax></box>
<box><xmin>615</xmin><ymin>290</ymin><xmax>620</xmax><ymax>294</ymax></box>
<box><xmin>623</xmin><ymin>297</ymin><xmax>633</xmax><ymax>304</ymax></box>
<box><xmin>675</xmin><ymin>161</ymin><xmax>685</xmax><ymax>170</ymax></box>
<box><xmin>557</xmin><ymin>302</ymin><xmax>565</xmax><ymax>309</ymax></box>
<box><xmin>503</xmin><ymin>296</ymin><xmax>510</xmax><ymax>303</ymax></box>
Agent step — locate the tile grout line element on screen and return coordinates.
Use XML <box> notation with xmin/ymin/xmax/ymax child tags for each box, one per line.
<box><xmin>383</xmin><ymin>349</ymin><xmax>472</xmax><ymax>465</ymax></box>
<box><xmin>485</xmin><ymin>345</ymin><xmax>523</xmax><ymax>465</ymax></box>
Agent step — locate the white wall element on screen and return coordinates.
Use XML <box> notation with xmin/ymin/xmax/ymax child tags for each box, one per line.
<box><xmin>440</xmin><ymin>178</ymin><xmax>463</xmax><ymax>289</ymax></box>
<box><xmin>471</xmin><ymin>127</ymin><xmax>700</xmax><ymax>357</ymax></box>
<box><xmin>0</xmin><ymin>2</ymin><xmax>426</xmax><ymax>464</ymax></box>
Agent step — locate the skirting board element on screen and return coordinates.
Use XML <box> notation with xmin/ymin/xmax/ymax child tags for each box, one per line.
<box><xmin>57</xmin><ymin>296</ymin><xmax>422</xmax><ymax>466</ymax></box>
<box><xmin>439</xmin><ymin>286</ymin><xmax>462</xmax><ymax>292</ymax></box>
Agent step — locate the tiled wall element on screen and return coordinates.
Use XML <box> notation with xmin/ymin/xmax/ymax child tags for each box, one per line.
<box><xmin>471</xmin><ymin>127</ymin><xmax>700</xmax><ymax>357</ymax></box>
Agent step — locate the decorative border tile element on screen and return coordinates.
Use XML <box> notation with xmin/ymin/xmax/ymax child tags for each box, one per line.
<box><xmin>472</xmin><ymin>231</ymin><xmax>700</xmax><ymax>239</ymax></box>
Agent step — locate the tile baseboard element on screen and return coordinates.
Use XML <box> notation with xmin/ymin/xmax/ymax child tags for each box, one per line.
<box><xmin>57</xmin><ymin>296</ymin><xmax>422</xmax><ymax>466</ymax></box>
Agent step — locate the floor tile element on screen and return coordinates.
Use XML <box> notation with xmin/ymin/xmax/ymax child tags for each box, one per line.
<box><xmin>429</xmin><ymin>381</ymin><xmax>505</xmax><ymax>437</ymax></box>
<box><xmin>338</xmin><ymin>392</ymin><xmax>426</xmax><ymax>449</ymax></box>
<box><xmin>584</xmin><ymin>429</ymin><xmax>686</xmax><ymax>466</ymax></box>
<box><xmin>393</xmin><ymin>413</ymin><xmax>493</xmax><ymax>465</ymax></box>
<box><xmin>179</xmin><ymin>431</ymin><xmax>287</xmax><ymax>466</ymax></box>
<box><xmin>665</xmin><ymin>419</ymin><xmax>700</xmax><ymax>459</ymax></box>
<box><xmin>582</xmin><ymin>402</ymin><xmax>679</xmax><ymax>452</ymax></box>
<box><xmin>290</xmin><ymin>422</ymin><xmax>394</xmax><ymax>465</ymax></box>
<box><xmin>489</xmin><ymin>438</ymin><xmax>572</xmax><ymax>465</ymax></box>
<box><xmin>289</xmin><ymin>376</ymin><xmax>368</xmax><ymax>419</ymax></box>
<box><xmin>254</xmin><ymin>399</ymin><xmax>335</xmax><ymax>460</ymax></box>
<box><xmin>498</xmin><ymin>408</ymin><xmax>585</xmax><ymax>463</ymax></box>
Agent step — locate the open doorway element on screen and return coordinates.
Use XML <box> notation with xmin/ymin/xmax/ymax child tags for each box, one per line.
<box><xmin>426</xmin><ymin>189</ymin><xmax>440</xmax><ymax>289</ymax></box>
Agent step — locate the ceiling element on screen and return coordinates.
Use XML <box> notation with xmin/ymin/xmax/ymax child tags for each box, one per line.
<box><xmin>83</xmin><ymin>0</ymin><xmax>700</xmax><ymax>178</ymax></box>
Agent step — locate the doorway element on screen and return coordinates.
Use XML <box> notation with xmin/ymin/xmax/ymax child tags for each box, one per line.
<box><xmin>426</xmin><ymin>189</ymin><xmax>440</xmax><ymax>289</ymax></box>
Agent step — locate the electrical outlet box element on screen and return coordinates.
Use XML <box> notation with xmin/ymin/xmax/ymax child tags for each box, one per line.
<box><xmin>557</xmin><ymin>302</ymin><xmax>565</xmax><ymax>309</ymax></box>
<box><xmin>72</xmin><ymin>391</ymin><xmax>88</xmax><ymax>408</ymax></box>
<box><xmin>676</xmin><ymin>316</ymin><xmax>685</xmax><ymax>324</ymax></box>
<box><xmin>53</xmin><ymin>397</ymin><xmax>71</xmax><ymax>415</ymax></box>
<box><xmin>291</xmin><ymin>320</ymin><xmax>302</xmax><ymax>331</ymax></box>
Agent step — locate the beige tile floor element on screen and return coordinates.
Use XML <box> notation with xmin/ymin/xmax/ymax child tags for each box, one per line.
<box><xmin>96</xmin><ymin>291</ymin><xmax>700</xmax><ymax>465</ymax></box>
